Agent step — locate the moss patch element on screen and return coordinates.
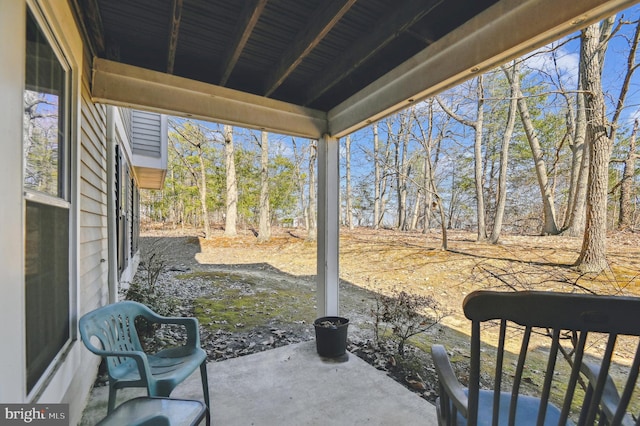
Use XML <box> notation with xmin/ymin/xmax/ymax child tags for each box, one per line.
<box><xmin>189</xmin><ymin>271</ymin><xmax>316</xmax><ymax>332</ymax></box>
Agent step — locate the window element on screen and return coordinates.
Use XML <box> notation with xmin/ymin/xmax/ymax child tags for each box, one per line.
<box><xmin>24</xmin><ymin>10</ymin><xmax>71</xmax><ymax>394</ymax></box>
<box><xmin>116</xmin><ymin>145</ymin><xmax>131</xmax><ymax>276</ymax></box>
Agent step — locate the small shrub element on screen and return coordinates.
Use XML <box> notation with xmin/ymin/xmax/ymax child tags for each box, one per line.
<box><xmin>372</xmin><ymin>286</ymin><xmax>448</xmax><ymax>356</ymax></box>
<box><xmin>126</xmin><ymin>246</ymin><xmax>177</xmax><ymax>336</ymax></box>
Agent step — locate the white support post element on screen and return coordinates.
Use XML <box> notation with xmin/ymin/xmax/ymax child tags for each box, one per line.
<box><xmin>316</xmin><ymin>133</ymin><xmax>340</xmax><ymax>317</ymax></box>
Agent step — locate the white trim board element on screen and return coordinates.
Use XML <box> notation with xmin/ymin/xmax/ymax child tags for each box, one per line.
<box><xmin>92</xmin><ymin>58</ymin><xmax>328</xmax><ymax>139</ymax></box>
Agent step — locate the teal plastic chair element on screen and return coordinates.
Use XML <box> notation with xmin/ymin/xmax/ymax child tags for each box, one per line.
<box><xmin>79</xmin><ymin>301</ymin><xmax>210</xmax><ymax>423</ymax></box>
<box><xmin>96</xmin><ymin>397</ymin><xmax>206</xmax><ymax>426</ymax></box>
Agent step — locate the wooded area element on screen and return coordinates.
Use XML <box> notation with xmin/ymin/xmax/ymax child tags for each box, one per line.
<box><xmin>141</xmin><ymin>14</ymin><xmax>640</xmax><ymax>273</ymax></box>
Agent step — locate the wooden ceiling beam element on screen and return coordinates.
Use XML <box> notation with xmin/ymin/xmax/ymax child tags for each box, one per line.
<box><xmin>303</xmin><ymin>0</ymin><xmax>443</xmax><ymax>106</ymax></box>
<box><xmin>166</xmin><ymin>0</ymin><xmax>183</xmax><ymax>74</ymax></box>
<box><xmin>263</xmin><ymin>0</ymin><xmax>357</xmax><ymax>97</ymax></box>
<box><xmin>407</xmin><ymin>27</ymin><xmax>437</xmax><ymax>45</ymax></box>
<box><xmin>219</xmin><ymin>0</ymin><xmax>268</xmax><ymax>86</ymax></box>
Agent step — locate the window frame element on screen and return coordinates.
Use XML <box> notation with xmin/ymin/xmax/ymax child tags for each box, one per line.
<box><xmin>23</xmin><ymin>3</ymin><xmax>76</xmax><ymax>400</ymax></box>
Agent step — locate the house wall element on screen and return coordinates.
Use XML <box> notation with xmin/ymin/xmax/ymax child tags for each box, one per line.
<box><xmin>132</xmin><ymin>110</ymin><xmax>163</xmax><ymax>158</ymax></box>
<box><xmin>24</xmin><ymin>2</ymin><xmax>107</xmax><ymax>424</ymax></box>
<box><xmin>112</xmin><ymin>108</ymin><xmax>141</xmax><ymax>288</ymax></box>
<box><xmin>0</xmin><ymin>1</ymin><xmax>119</xmax><ymax>424</ymax></box>
<box><xmin>54</xmin><ymin>40</ymin><xmax>109</xmax><ymax>423</ymax></box>
<box><xmin>131</xmin><ymin>110</ymin><xmax>168</xmax><ymax>190</ymax></box>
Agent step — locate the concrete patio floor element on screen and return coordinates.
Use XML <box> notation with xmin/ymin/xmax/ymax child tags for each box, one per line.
<box><xmin>80</xmin><ymin>340</ymin><xmax>438</xmax><ymax>425</ymax></box>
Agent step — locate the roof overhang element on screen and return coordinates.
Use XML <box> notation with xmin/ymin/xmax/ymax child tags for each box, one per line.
<box><xmin>92</xmin><ymin>58</ymin><xmax>328</xmax><ymax>139</ymax></box>
<box><xmin>328</xmin><ymin>0</ymin><xmax>637</xmax><ymax>137</ymax></box>
<box><xmin>132</xmin><ymin>165</ymin><xmax>168</xmax><ymax>190</ymax></box>
<box><xmin>80</xmin><ymin>0</ymin><xmax>638</xmax><ymax>139</ymax></box>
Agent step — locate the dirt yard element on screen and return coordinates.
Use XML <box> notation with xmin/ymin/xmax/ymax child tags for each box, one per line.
<box><xmin>134</xmin><ymin>225</ymin><xmax>640</xmax><ymax>402</ymax></box>
<box><xmin>143</xmin><ymin>225</ymin><xmax>640</xmax><ymax>320</ymax></box>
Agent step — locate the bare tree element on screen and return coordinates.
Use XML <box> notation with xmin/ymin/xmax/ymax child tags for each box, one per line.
<box><xmin>307</xmin><ymin>140</ymin><xmax>317</xmax><ymax>241</ymax></box>
<box><xmin>438</xmin><ymin>76</ymin><xmax>487</xmax><ymax>241</ymax></box>
<box><xmin>554</xmin><ymin>44</ymin><xmax>589</xmax><ymax>236</ymax></box>
<box><xmin>413</xmin><ymin>100</ymin><xmax>448</xmax><ymax>250</ymax></box>
<box><xmin>168</xmin><ymin>120</ymin><xmax>213</xmax><ymax>238</ymax></box>
<box><xmin>373</xmin><ymin>123</ymin><xmax>381</xmax><ymax>229</ymax></box>
<box><xmin>291</xmin><ymin>138</ymin><xmax>309</xmax><ymax>230</ymax></box>
<box><xmin>490</xmin><ymin>62</ymin><xmax>518</xmax><ymax>243</ymax></box>
<box><xmin>344</xmin><ymin>135</ymin><xmax>354</xmax><ymax>230</ymax></box>
<box><xmin>257</xmin><ymin>130</ymin><xmax>271</xmax><ymax>241</ymax></box>
<box><xmin>577</xmin><ymin>16</ymin><xmax>639</xmax><ymax>272</ymax></box>
<box><xmin>409</xmin><ymin>181</ymin><xmax>422</xmax><ymax>231</ymax></box>
<box><xmin>617</xmin><ymin>119</ymin><xmax>638</xmax><ymax>230</ymax></box>
<box><xmin>388</xmin><ymin>110</ymin><xmax>413</xmax><ymax>231</ymax></box>
<box><xmin>373</xmin><ymin>121</ymin><xmax>394</xmax><ymax>229</ymax></box>
<box><xmin>375</xmin><ymin>119</ymin><xmax>394</xmax><ymax>228</ymax></box>
<box><xmin>224</xmin><ymin>124</ymin><xmax>238</xmax><ymax>236</ymax></box>
<box><xmin>503</xmin><ymin>63</ymin><xmax>560</xmax><ymax>235</ymax></box>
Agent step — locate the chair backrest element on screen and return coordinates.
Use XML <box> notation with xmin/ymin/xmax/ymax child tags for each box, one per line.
<box><xmin>79</xmin><ymin>301</ymin><xmax>153</xmax><ymax>375</ymax></box>
<box><xmin>463</xmin><ymin>291</ymin><xmax>640</xmax><ymax>426</ymax></box>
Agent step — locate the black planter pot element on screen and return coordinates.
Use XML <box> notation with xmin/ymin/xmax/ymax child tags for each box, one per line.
<box><xmin>314</xmin><ymin>316</ymin><xmax>349</xmax><ymax>358</ymax></box>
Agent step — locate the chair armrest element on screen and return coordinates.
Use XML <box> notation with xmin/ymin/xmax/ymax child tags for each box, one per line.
<box><xmin>90</xmin><ymin>347</ymin><xmax>154</xmax><ymax>385</ymax></box>
<box><xmin>431</xmin><ymin>344</ymin><xmax>469</xmax><ymax>417</ymax></box>
<box><xmin>581</xmin><ymin>362</ymin><xmax>634</xmax><ymax>426</ymax></box>
<box><xmin>142</xmin><ymin>312</ymin><xmax>201</xmax><ymax>348</ymax></box>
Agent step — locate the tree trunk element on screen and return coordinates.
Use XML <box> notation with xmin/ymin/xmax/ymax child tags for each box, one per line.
<box><xmin>168</xmin><ymin>120</ymin><xmax>212</xmax><ymax>238</ymax></box>
<box><xmin>490</xmin><ymin>63</ymin><xmax>518</xmax><ymax>244</ymax></box>
<box><xmin>258</xmin><ymin>130</ymin><xmax>271</xmax><ymax>241</ymax></box>
<box><xmin>394</xmin><ymin>113</ymin><xmax>411</xmax><ymax>231</ymax></box>
<box><xmin>422</xmin><ymin>154</ymin><xmax>432</xmax><ymax>233</ymax></box>
<box><xmin>576</xmin><ymin>16</ymin><xmax>638</xmax><ymax>271</ymax></box>
<box><xmin>618</xmin><ymin>119</ymin><xmax>638</xmax><ymax>230</ymax></box>
<box><xmin>400</xmin><ymin>123</ymin><xmax>410</xmax><ymax>231</ymax></box>
<box><xmin>307</xmin><ymin>141</ymin><xmax>317</xmax><ymax>241</ymax></box>
<box><xmin>398</xmin><ymin>142</ymin><xmax>410</xmax><ymax>230</ymax></box>
<box><xmin>413</xmin><ymin>100</ymin><xmax>447</xmax><ymax>247</ymax></box>
<box><xmin>379</xmin><ymin>124</ymin><xmax>393</xmax><ymax>228</ymax></box>
<box><xmin>373</xmin><ymin>123</ymin><xmax>381</xmax><ymax>229</ymax></box>
<box><xmin>504</xmin><ymin>66</ymin><xmax>559</xmax><ymax>235</ymax></box>
<box><xmin>345</xmin><ymin>135</ymin><xmax>354</xmax><ymax>230</ymax></box>
<box><xmin>474</xmin><ymin>76</ymin><xmax>487</xmax><ymax>240</ymax></box>
<box><xmin>291</xmin><ymin>139</ymin><xmax>308</xmax><ymax>230</ymax></box>
<box><xmin>223</xmin><ymin>125</ymin><xmax>238</xmax><ymax>236</ymax></box>
<box><xmin>436</xmin><ymin>192</ymin><xmax>448</xmax><ymax>250</ymax></box>
<box><xmin>197</xmin><ymin>146</ymin><xmax>211</xmax><ymax>239</ymax></box>
<box><xmin>410</xmin><ymin>185</ymin><xmax>422</xmax><ymax>231</ymax></box>
<box><xmin>563</xmin><ymin>80</ymin><xmax>588</xmax><ymax>236</ymax></box>
<box><xmin>576</xmin><ymin>23</ymin><xmax>611</xmax><ymax>272</ymax></box>
<box><xmin>437</xmin><ymin>79</ymin><xmax>487</xmax><ymax>241</ymax></box>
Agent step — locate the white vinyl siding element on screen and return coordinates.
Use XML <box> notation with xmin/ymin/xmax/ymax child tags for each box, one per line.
<box><xmin>60</xmin><ymin>49</ymin><xmax>108</xmax><ymax>425</ymax></box>
<box><xmin>132</xmin><ymin>110</ymin><xmax>162</xmax><ymax>158</ymax></box>
<box><xmin>79</xmin><ymin>53</ymin><xmax>108</xmax><ymax>316</ymax></box>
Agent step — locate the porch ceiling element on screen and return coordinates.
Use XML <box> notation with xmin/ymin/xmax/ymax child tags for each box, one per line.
<box><xmin>71</xmin><ymin>0</ymin><xmax>637</xmax><ymax>138</ymax></box>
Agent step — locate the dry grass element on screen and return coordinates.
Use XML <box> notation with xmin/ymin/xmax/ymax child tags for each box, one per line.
<box><xmin>141</xmin><ymin>224</ymin><xmax>640</xmax><ymax>410</ymax></box>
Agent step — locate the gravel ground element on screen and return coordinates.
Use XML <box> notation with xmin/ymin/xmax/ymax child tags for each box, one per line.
<box><xmin>110</xmin><ymin>233</ymin><xmax>441</xmax><ymax>402</ymax></box>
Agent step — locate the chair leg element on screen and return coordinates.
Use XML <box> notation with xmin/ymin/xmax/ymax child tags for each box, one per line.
<box><xmin>107</xmin><ymin>385</ymin><xmax>117</xmax><ymax>414</ymax></box>
<box><xmin>200</xmin><ymin>361</ymin><xmax>211</xmax><ymax>426</ymax></box>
